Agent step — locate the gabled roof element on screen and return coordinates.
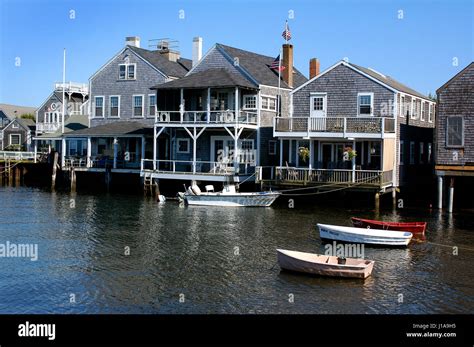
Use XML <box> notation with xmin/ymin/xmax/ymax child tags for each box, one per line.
<box><xmin>128</xmin><ymin>46</ymin><xmax>191</xmax><ymax>78</ymax></box>
<box><xmin>215</xmin><ymin>44</ymin><xmax>308</xmax><ymax>89</ymax></box>
<box><xmin>348</xmin><ymin>63</ymin><xmax>430</xmax><ymax>100</ymax></box>
<box><xmin>436</xmin><ymin>62</ymin><xmax>474</xmax><ymax>93</ymax></box>
<box><xmin>292</xmin><ymin>60</ymin><xmax>433</xmax><ymax>101</ymax></box>
<box><xmin>151</xmin><ymin>68</ymin><xmax>258</xmax><ymax>90</ymax></box>
<box><xmin>0</xmin><ymin>103</ymin><xmax>36</xmax><ymax>119</ymax></box>
<box><xmin>64</xmin><ymin>121</ymin><xmax>152</xmax><ymax>137</ymax></box>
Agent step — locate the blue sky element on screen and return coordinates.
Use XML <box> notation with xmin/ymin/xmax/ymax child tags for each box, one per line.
<box><xmin>0</xmin><ymin>0</ymin><xmax>472</xmax><ymax>107</ymax></box>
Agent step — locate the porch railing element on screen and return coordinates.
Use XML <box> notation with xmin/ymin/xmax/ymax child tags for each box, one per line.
<box><xmin>155</xmin><ymin>110</ymin><xmax>258</xmax><ymax>125</ymax></box>
<box><xmin>274</xmin><ymin>117</ymin><xmax>395</xmax><ymax>135</ymax></box>
<box><xmin>141</xmin><ymin>159</ymin><xmax>255</xmax><ymax>176</ymax></box>
<box><xmin>64</xmin><ymin>156</ymin><xmax>141</xmax><ymax>169</ymax></box>
<box><xmin>0</xmin><ymin>151</ymin><xmax>38</xmax><ymax>161</ymax></box>
<box><xmin>256</xmin><ymin>166</ymin><xmax>393</xmax><ymax>187</ymax></box>
<box><xmin>36</xmin><ymin>123</ymin><xmax>61</xmax><ymax>133</ymax></box>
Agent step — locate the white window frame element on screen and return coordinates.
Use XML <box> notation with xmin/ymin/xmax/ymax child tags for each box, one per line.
<box><xmin>10</xmin><ymin>134</ymin><xmax>21</xmax><ymax>145</ymax></box>
<box><xmin>357</xmin><ymin>92</ymin><xmax>374</xmax><ymax>116</ymax></box>
<box><xmin>269</xmin><ymin>140</ymin><xmax>277</xmax><ymax>155</ymax></box>
<box><xmin>428</xmin><ymin>103</ymin><xmax>434</xmax><ymax>123</ymax></box>
<box><xmin>446</xmin><ymin>116</ymin><xmax>464</xmax><ymax>148</ymax></box>
<box><xmin>260</xmin><ymin>95</ymin><xmax>277</xmax><ymax>112</ymax></box>
<box><xmin>243</xmin><ymin>95</ymin><xmax>257</xmax><ymax>110</ymax></box>
<box><xmin>118</xmin><ymin>63</ymin><xmax>136</xmax><ymax>80</ymax></box>
<box><xmin>132</xmin><ymin>95</ymin><xmax>144</xmax><ymax>118</ymax></box>
<box><xmin>409</xmin><ymin>141</ymin><xmax>415</xmax><ymax>165</ymax></box>
<box><xmin>94</xmin><ymin>96</ymin><xmax>105</xmax><ymax>118</ymax></box>
<box><xmin>12</xmin><ymin>122</ymin><xmax>19</xmax><ymax>128</ymax></box>
<box><xmin>421</xmin><ymin>101</ymin><xmax>425</xmax><ymax>121</ymax></box>
<box><xmin>400</xmin><ymin>95</ymin><xmax>405</xmax><ymax>118</ymax></box>
<box><xmin>148</xmin><ymin>94</ymin><xmax>156</xmax><ymax>117</ymax></box>
<box><xmin>109</xmin><ymin>95</ymin><xmax>120</xmax><ymax>118</ymax></box>
<box><xmin>177</xmin><ymin>138</ymin><xmax>191</xmax><ymax>154</ymax></box>
<box><xmin>410</xmin><ymin>99</ymin><xmax>416</xmax><ymax>119</ymax></box>
<box><xmin>399</xmin><ymin>140</ymin><xmax>404</xmax><ymax>165</ymax></box>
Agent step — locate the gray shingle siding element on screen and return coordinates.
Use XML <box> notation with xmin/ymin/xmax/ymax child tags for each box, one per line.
<box><xmin>435</xmin><ymin>63</ymin><xmax>474</xmax><ymax>166</ymax></box>
<box><xmin>292</xmin><ymin>64</ymin><xmax>396</xmax><ymax>118</ymax></box>
<box><xmin>90</xmin><ymin>47</ymin><xmax>168</xmax><ymax>127</ymax></box>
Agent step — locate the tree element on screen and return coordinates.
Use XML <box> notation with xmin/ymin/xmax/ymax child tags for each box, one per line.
<box><xmin>20</xmin><ymin>113</ymin><xmax>35</xmax><ymax>121</ymax></box>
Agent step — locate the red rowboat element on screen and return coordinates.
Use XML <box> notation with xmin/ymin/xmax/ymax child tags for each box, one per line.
<box><xmin>351</xmin><ymin>217</ymin><xmax>427</xmax><ymax>234</ymax></box>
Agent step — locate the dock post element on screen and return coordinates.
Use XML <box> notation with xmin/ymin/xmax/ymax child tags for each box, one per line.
<box><xmin>70</xmin><ymin>167</ymin><xmax>76</xmax><ymax>193</ymax></box>
<box><xmin>375</xmin><ymin>192</ymin><xmax>380</xmax><ymax>210</ymax></box>
<box><xmin>15</xmin><ymin>165</ymin><xmax>21</xmax><ymax>186</ymax></box>
<box><xmin>437</xmin><ymin>176</ymin><xmax>443</xmax><ymax>209</ymax></box>
<box><xmin>52</xmin><ymin>152</ymin><xmax>59</xmax><ymax>191</ymax></box>
<box><xmin>392</xmin><ymin>189</ymin><xmax>396</xmax><ymax>208</ymax></box>
<box><xmin>448</xmin><ymin>177</ymin><xmax>454</xmax><ymax>213</ymax></box>
<box><xmin>154</xmin><ymin>179</ymin><xmax>161</xmax><ymax>201</ymax></box>
<box><xmin>105</xmin><ymin>168</ymin><xmax>111</xmax><ymax>192</ymax></box>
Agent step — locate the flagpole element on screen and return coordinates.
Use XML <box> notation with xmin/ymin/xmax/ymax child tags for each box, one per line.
<box><xmin>277</xmin><ymin>46</ymin><xmax>282</xmax><ymax>117</ymax></box>
<box><xmin>62</xmin><ymin>48</ymin><xmax>66</xmax><ymax>134</ymax></box>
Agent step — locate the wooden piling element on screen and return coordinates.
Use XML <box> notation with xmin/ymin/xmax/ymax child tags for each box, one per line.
<box><xmin>375</xmin><ymin>192</ymin><xmax>380</xmax><ymax>210</ymax></box>
<box><xmin>70</xmin><ymin>167</ymin><xmax>76</xmax><ymax>193</ymax></box>
<box><xmin>448</xmin><ymin>177</ymin><xmax>454</xmax><ymax>213</ymax></box>
<box><xmin>52</xmin><ymin>152</ymin><xmax>59</xmax><ymax>191</ymax></box>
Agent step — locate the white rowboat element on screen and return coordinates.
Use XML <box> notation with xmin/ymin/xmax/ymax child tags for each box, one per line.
<box><xmin>277</xmin><ymin>249</ymin><xmax>375</xmax><ymax>279</ymax></box>
<box><xmin>317</xmin><ymin>223</ymin><xmax>413</xmax><ymax>246</ymax></box>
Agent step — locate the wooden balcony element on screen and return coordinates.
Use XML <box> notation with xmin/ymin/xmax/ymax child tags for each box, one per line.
<box><xmin>256</xmin><ymin>166</ymin><xmax>394</xmax><ymax>189</ymax></box>
<box><xmin>274</xmin><ymin>117</ymin><xmax>396</xmax><ymax>139</ymax></box>
<box><xmin>36</xmin><ymin>122</ymin><xmax>61</xmax><ymax>133</ymax></box>
<box><xmin>155</xmin><ymin>110</ymin><xmax>258</xmax><ymax>128</ymax></box>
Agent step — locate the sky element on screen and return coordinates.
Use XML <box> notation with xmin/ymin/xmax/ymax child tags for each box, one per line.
<box><xmin>0</xmin><ymin>0</ymin><xmax>473</xmax><ymax>107</ymax></box>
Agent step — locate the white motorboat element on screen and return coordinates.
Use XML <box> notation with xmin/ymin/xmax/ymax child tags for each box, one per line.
<box><xmin>179</xmin><ymin>183</ymin><xmax>280</xmax><ymax>207</ymax></box>
<box><xmin>317</xmin><ymin>223</ymin><xmax>412</xmax><ymax>246</ymax></box>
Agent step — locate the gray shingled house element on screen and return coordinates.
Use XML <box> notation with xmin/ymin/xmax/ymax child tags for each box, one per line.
<box><xmin>62</xmin><ymin>37</ymin><xmax>192</xmax><ymax>172</ymax></box>
<box><xmin>435</xmin><ymin>62</ymin><xmax>474</xmax><ymax>211</ymax></box>
<box><xmin>142</xmin><ymin>41</ymin><xmax>307</xmax><ymax>183</ymax></box>
<box><xmin>0</xmin><ymin>103</ymin><xmax>36</xmax><ymax>150</ymax></box>
<box><xmin>271</xmin><ymin>59</ymin><xmax>435</xmax><ymax>200</ymax></box>
<box><xmin>2</xmin><ymin>117</ymin><xmax>36</xmax><ymax>151</ymax></box>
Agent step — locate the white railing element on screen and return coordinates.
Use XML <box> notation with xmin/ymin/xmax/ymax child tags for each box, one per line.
<box><xmin>36</xmin><ymin>123</ymin><xmax>61</xmax><ymax>133</ymax></box>
<box><xmin>54</xmin><ymin>82</ymin><xmax>88</xmax><ymax>93</ymax></box>
<box><xmin>0</xmin><ymin>151</ymin><xmax>38</xmax><ymax>161</ymax></box>
<box><xmin>64</xmin><ymin>156</ymin><xmax>141</xmax><ymax>169</ymax></box>
<box><xmin>141</xmin><ymin>159</ymin><xmax>255</xmax><ymax>175</ymax></box>
<box><xmin>155</xmin><ymin>110</ymin><xmax>258</xmax><ymax>125</ymax></box>
<box><xmin>256</xmin><ymin>166</ymin><xmax>393</xmax><ymax>187</ymax></box>
<box><xmin>274</xmin><ymin>117</ymin><xmax>395</xmax><ymax>135</ymax></box>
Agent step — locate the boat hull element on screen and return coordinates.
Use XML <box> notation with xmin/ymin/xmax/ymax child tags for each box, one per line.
<box><xmin>277</xmin><ymin>249</ymin><xmax>374</xmax><ymax>279</ymax></box>
<box><xmin>184</xmin><ymin>192</ymin><xmax>281</xmax><ymax>207</ymax></box>
<box><xmin>317</xmin><ymin>223</ymin><xmax>412</xmax><ymax>247</ymax></box>
<box><xmin>351</xmin><ymin>217</ymin><xmax>427</xmax><ymax>234</ymax></box>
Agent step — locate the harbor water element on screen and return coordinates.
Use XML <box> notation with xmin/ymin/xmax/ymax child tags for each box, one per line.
<box><xmin>0</xmin><ymin>186</ymin><xmax>473</xmax><ymax>314</ymax></box>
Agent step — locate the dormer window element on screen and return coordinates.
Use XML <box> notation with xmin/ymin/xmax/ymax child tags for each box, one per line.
<box><xmin>119</xmin><ymin>63</ymin><xmax>136</xmax><ymax>80</ymax></box>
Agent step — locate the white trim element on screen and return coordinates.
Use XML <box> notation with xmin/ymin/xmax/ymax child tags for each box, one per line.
<box><xmin>242</xmin><ymin>94</ymin><xmax>257</xmax><ymax>110</ymax></box>
<box><xmin>108</xmin><ymin>95</ymin><xmax>120</xmax><ymax>118</ymax></box>
<box><xmin>93</xmin><ymin>96</ymin><xmax>105</xmax><ymax>118</ymax></box>
<box><xmin>118</xmin><ymin>62</ymin><xmax>137</xmax><ymax>80</ymax></box>
<box><xmin>268</xmin><ymin>140</ymin><xmax>277</xmax><ymax>155</ymax></box>
<box><xmin>357</xmin><ymin>92</ymin><xmax>374</xmax><ymax>116</ymax></box>
<box><xmin>428</xmin><ymin>103</ymin><xmax>434</xmax><ymax>123</ymax></box>
<box><xmin>400</xmin><ymin>94</ymin><xmax>406</xmax><ymax>118</ymax></box>
<box><xmin>148</xmin><ymin>93</ymin><xmax>157</xmax><ymax>117</ymax></box>
<box><xmin>259</xmin><ymin>84</ymin><xmax>292</xmax><ymax>91</ymax></box>
<box><xmin>309</xmin><ymin>93</ymin><xmax>327</xmax><ymax>117</ymax></box>
<box><xmin>132</xmin><ymin>94</ymin><xmax>145</xmax><ymax>118</ymax></box>
<box><xmin>176</xmin><ymin>138</ymin><xmax>191</xmax><ymax>154</ymax></box>
<box><xmin>260</xmin><ymin>94</ymin><xmax>277</xmax><ymax>111</ymax></box>
<box><xmin>9</xmin><ymin>133</ymin><xmax>21</xmax><ymax>146</ymax></box>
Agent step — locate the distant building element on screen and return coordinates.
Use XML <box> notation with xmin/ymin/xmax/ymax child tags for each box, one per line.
<box><xmin>435</xmin><ymin>62</ymin><xmax>474</xmax><ymax>211</ymax></box>
<box><xmin>0</xmin><ymin>103</ymin><xmax>36</xmax><ymax>150</ymax></box>
<box><xmin>2</xmin><ymin>117</ymin><xmax>36</xmax><ymax>151</ymax></box>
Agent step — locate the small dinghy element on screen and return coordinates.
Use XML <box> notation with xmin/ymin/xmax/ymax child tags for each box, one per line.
<box><xmin>351</xmin><ymin>217</ymin><xmax>427</xmax><ymax>235</ymax></box>
<box><xmin>277</xmin><ymin>249</ymin><xmax>375</xmax><ymax>279</ymax></box>
<box><xmin>317</xmin><ymin>223</ymin><xmax>413</xmax><ymax>247</ymax></box>
<box><xmin>181</xmin><ymin>183</ymin><xmax>280</xmax><ymax>207</ymax></box>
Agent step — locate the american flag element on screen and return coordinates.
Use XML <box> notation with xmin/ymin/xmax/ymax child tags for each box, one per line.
<box><xmin>282</xmin><ymin>21</ymin><xmax>291</xmax><ymax>41</ymax></box>
<box><xmin>270</xmin><ymin>55</ymin><xmax>285</xmax><ymax>71</ymax></box>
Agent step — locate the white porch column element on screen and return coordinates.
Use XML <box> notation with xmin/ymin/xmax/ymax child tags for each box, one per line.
<box><xmin>180</xmin><ymin>88</ymin><xmax>184</xmax><ymax>123</ymax></box>
<box><xmin>352</xmin><ymin>139</ymin><xmax>356</xmax><ymax>183</ymax></box>
<box><xmin>234</xmin><ymin>127</ymin><xmax>239</xmax><ymax>173</ymax></box>
<box><xmin>235</xmin><ymin>87</ymin><xmax>239</xmax><ymax>122</ymax></box>
<box><xmin>153</xmin><ymin>126</ymin><xmax>157</xmax><ymax>170</ymax></box>
<box><xmin>448</xmin><ymin>177</ymin><xmax>454</xmax><ymax>213</ymax></box>
<box><xmin>207</xmin><ymin>88</ymin><xmax>211</xmax><ymax>123</ymax></box>
<box><xmin>34</xmin><ymin>141</ymin><xmax>37</xmax><ymax>163</ymax></box>
<box><xmin>437</xmin><ymin>175</ymin><xmax>443</xmax><ymax>209</ymax></box>
<box><xmin>193</xmin><ymin>128</ymin><xmax>197</xmax><ymax>174</ymax></box>
<box><xmin>279</xmin><ymin>139</ymin><xmax>283</xmax><ymax>167</ymax></box>
<box><xmin>309</xmin><ymin>140</ymin><xmax>314</xmax><ymax>170</ymax></box>
<box><xmin>113</xmin><ymin>137</ymin><xmax>118</xmax><ymax>169</ymax></box>
<box><xmin>141</xmin><ymin>136</ymin><xmax>146</xmax><ymax>163</ymax></box>
<box><xmin>61</xmin><ymin>138</ymin><xmax>66</xmax><ymax>167</ymax></box>
<box><xmin>87</xmin><ymin>137</ymin><xmax>92</xmax><ymax>167</ymax></box>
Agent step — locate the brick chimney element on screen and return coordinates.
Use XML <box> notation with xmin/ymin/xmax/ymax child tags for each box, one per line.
<box><xmin>125</xmin><ymin>36</ymin><xmax>140</xmax><ymax>48</ymax></box>
<box><xmin>309</xmin><ymin>58</ymin><xmax>320</xmax><ymax>79</ymax></box>
<box><xmin>282</xmin><ymin>44</ymin><xmax>293</xmax><ymax>88</ymax></box>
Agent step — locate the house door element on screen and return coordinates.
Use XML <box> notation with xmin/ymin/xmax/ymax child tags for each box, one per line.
<box><xmin>321</xmin><ymin>143</ymin><xmax>333</xmax><ymax>169</ymax></box>
<box><xmin>310</xmin><ymin>94</ymin><xmax>327</xmax><ymax>131</ymax></box>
